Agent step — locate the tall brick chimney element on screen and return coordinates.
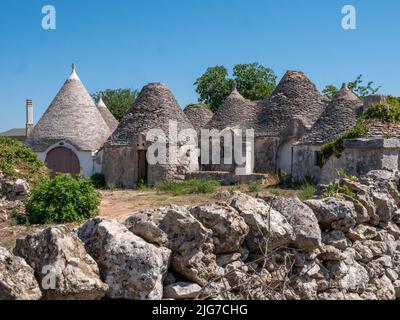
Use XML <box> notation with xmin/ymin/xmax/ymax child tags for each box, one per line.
<box><xmin>26</xmin><ymin>99</ymin><xmax>33</xmax><ymax>138</ymax></box>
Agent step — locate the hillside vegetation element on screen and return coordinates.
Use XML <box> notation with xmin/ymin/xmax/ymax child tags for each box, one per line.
<box><xmin>0</xmin><ymin>137</ymin><xmax>49</xmax><ymax>186</ymax></box>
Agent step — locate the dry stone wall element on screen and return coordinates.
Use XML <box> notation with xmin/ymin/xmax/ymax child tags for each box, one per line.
<box><xmin>1</xmin><ymin>170</ymin><xmax>400</xmax><ymax>300</ymax></box>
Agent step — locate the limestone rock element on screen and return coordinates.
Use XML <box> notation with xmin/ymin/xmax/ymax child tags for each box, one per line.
<box><xmin>77</xmin><ymin>218</ymin><xmax>171</xmax><ymax>300</ymax></box>
<box><xmin>322</xmin><ymin>230</ymin><xmax>351</xmax><ymax>250</ymax></box>
<box><xmin>373</xmin><ymin>275</ymin><xmax>396</xmax><ymax>300</ymax></box>
<box><xmin>346</xmin><ymin>224</ymin><xmax>378</xmax><ymax>241</ymax></box>
<box><xmin>341</xmin><ymin>179</ymin><xmax>379</xmax><ymax>225</ymax></box>
<box><xmin>14</xmin><ymin>226</ymin><xmax>107</xmax><ymax>300</ymax></box>
<box><xmin>163</xmin><ymin>282</ymin><xmax>202</xmax><ymax>300</ymax></box>
<box><xmin>216</xmin><ymin>253</ymin><xmax>242</xmax><ymax>267</ymax></box>
<box><xmin>229</xmin><ymin>192</ymin><xmax>294</xmax><ymax>252</ymax></box>
<box><xmin>304</xmin><ymin>197</ymin><xmax>357</xmax><ymax>232</ymax></box>
<box><xmin>338</xmin><ymin>262</ymin><xmax>369</xmax><ymax>292</ymax></box>
<box><xmin>0</xmin><ymin>247</ymin><xmax>42</xmax><ymax>300</ymax></box>
<box><xmin>2</xmin><ymin>179</ymin><xmax>30</xmax><ymax>201</ymax></box>
<box><xmin>318</xmin><ymin>245</ymin><xmax>344</xmax><ymax>261</ymax></box>
<box><xmin>189</xmin><ymin>203</ymin><xmax>249</xmax><ymax>253</ymax></box>
<box><xmin>371</xmin><ymin>191</ymin><xmax>397</xmax><ymax>223</ymax></box>
<box><xmin>289</xmin><ymin>275</ymin><xmax>318</xmax><ymax>300</ymax></box>
<box><xmin>272</xmin><ymin>196</ymin><xmax>322</xmax><ymax>251</ymax></box>
<box><xmin>125</xmin><ymin>205</ymin><xmax>217</xmax><ymax>286</ymax></box>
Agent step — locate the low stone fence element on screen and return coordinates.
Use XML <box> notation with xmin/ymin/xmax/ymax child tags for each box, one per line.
<box><xmin>1</xmin><ymin>170</ymin><xmax>400</xmax><ymax>300</ymax></box>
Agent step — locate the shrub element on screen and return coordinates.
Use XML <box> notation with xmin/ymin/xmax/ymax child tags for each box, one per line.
<box><xmin>323</xmin><ymin>168</ymin><xmax>356</xmax><ymax>199</ymax></box>
<box><xmin>248</xmin><ymin>181</ymin><xmax>262</xmax><ymax>193</ymax></box>
<box><xmin>25</xmin><ymin>174</ymin><xmax>100</xmax><ymax>224</ymax></box>
<box><xmin>90</xmin><ymin>173</ymin><xmax>106</xmax><ymax>189</ymax></box>
<box><xmin>364</xmin><ymin>97</ymin><xmax>400</xmax><ymax>122</ymax></box>
<box><xmin>0</xmin><ymin>136</ymin><xmax>49</xmax><ymax>186</ymax></box>
<box><xmin>155</xmin><ymin>179</ymin><xmax>220</xmax><ymax>196</ymax></box>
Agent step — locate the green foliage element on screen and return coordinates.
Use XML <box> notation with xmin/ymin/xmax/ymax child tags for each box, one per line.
<box><xmin>91</xmin><ymin>88</ymin><xmax>138</xmax><ymax>121</ymax></box>
<box><xmin>317</xmin><ymin>119</ymin><xmax>369</xmax><ymax>168</ymax></box>
<box><xmin>323</xmin><ymin>169</ymin><xmax>356</xmax><ymax>200</ymax></box>
<box><xmin>136</xmin><ymin>179</ymin><xmax>146</xmax><ymax>190</ymax></box>
<box><xmin>90</xmin><ymin>173</ymin><xmax>106</xmax><ymax>189</ymax></box>
<box><xmin>25</xmin><ymin>174</ymin><xmax>100</xmax><ymax>224</ymax></box>
<box><xmin>298</xmin><ymin>182</ymin><xmax>317</xmax><ymax>200</ymax></box>
<box><xmin>317</xmin><ymin>96</ymin><xmax>400</xmax><ymax>167</ymax></box>
<box><xmin>0</xmin><ymin>137</ymin><xmax>49</xmax><ymax>186</ymax></box>
<box><xmin>155</xmin><ymin>179</ymin><xmax>220</xmax><ymax>196</ymax></box>
<box><xmin>194</xmin><ymin>66</ymin><xmax>232</xmax><ymax>112</ymax></box>
<box><xmin>233</xmin><ymin>63</ymin><xmax>277</xmax><ymax>101</ymax></box>
<box><xmin>248</xmin><ymin>181</ymin><xmax>262</xmax><ymax>193</ymax></box>
<box><xmin>194</xmin><ymin>63</ymin><xmax>276</xmax><ymax>112</ymax></box>
<box><xmin>322</xmin><ymin>74</ymin><xmax>380</xmax><ymax>99</ymax></box>
<box><xmin>322</xmin><ymin>85</ymin><xmax>338</xmax><ymax>100</ymax></box>
<box><xmin>364</xmin><ymin>97</ymin><xmax>400</xmax><ymax>123</ymax></box>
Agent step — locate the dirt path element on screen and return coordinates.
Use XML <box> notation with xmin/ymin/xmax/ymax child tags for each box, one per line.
<box><xmin>98</xmin><ymin>189</ymin><xmax>218</xmax><ymax>222</ymax></box>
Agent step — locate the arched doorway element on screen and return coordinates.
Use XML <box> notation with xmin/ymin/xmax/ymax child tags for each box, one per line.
<box><xmin>45</xmin><ymin>147</ymin><xmax>80</xmax><ymax>177</ymax></box>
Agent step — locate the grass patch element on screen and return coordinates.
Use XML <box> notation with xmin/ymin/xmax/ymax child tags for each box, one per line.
<box><xmin>248</xmin><ymin>181</ymin><xmax>262</xmax><ymax>193</ymax></box>
<box><xmin>155</xmin><ymin>179</ymin><xmax>220</xmax><ymax>196</ymax></box>
<box><xmin>298</xmin><ymin>182</ymin><xmax>317</xmax><ymax>200</ymax></box>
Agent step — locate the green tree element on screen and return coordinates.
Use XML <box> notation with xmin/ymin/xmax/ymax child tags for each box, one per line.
<box><xmin>194</xmin><ymin>66</ymin><xmax>232</xmax><ymax>112</ymax></box>
<box><xmin>194</xmin><ymin>63</ymin><xmax>277</xmax><ymax>112</ymax></box>
<box><xmin>92</xmin><ymin>88</ymin><xmax>138</xmax><ymax>121</ymax></box>
<box><xmin>322</xmin><ymin>85</ymin><xmax>339</xmax><ymax>100</ymax></box>
<box><xmin>322</xmin><ymin>75</ymin><xmax>381</xmax><ymax>99</ymax></box>
<box><xmin>233</xmin><ymin>63</ymin><xmax>277</xmax><ymax>101</ymax></box>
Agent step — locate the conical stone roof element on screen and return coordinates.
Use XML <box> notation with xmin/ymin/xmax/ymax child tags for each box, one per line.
<box><xmin>257</xmin><ymin>71</ymin><xmax>327</xmax><ymax>137</ymax></box>
<box><xmin>205</xmin><ymin>82</ymin><xmax>262</xmax><ymax>134</ymax></box>
<box><xmin>107</xmin><ymin>83</ymin><xmax>195</xmax><ymax>145</ymax></box>
<box><xmin>300</xmin><ymin>84</ymin><xmax>363</xmax><ymax>145</ymax></box>
<box><xmin>183</xmin><ymin>104</ymin><xmax>213</xmax><ymax>133</ymax></box>
<box><xmin>97</xmin><ymin>96</ymin><xmax>119</xmax><ymax>133</ymax></box>
<box><xmin>28</xmin><ymin>65</ymin><xmax>112</xmax><ymax>152</ymax></box>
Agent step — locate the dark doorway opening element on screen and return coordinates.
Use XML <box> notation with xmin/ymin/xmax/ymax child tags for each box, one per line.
<box><xmin>137</xmin><ymin>150</ymin><xmax>148</xmax><ymax>182</ymax></box>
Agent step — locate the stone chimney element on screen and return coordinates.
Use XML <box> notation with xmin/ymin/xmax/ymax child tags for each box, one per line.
<box><xmin>363</xmin><ymin>94</ymin><xmax>387</xmax><ymax>112</ymax></box>
<box><xmin>26</xmin><ymin>99</ymin><xmax>33</xmax><ymax>138</ymax></box>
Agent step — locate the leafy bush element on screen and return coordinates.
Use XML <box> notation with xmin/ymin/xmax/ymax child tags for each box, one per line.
<box><xmin>364</xmin><ymin>97</ymin><xmax>400</xmax><ymax>123</ymax></box>
<box><xmin>248</xmin><ymin>181</ymin><xmax>262</xmax><ymax>193</ymax></box>
<box><xmin>25</xmin><ymin>174</ymin><xmax>100</xmax><ymax>224</ymax></box>
<box><xmin>156</xmin><ymin>179</ymin><xmax>220</xmax><ymax>196</ymax></box>
<box><xmin>90</xmin><ymin>173</ymin><xmax>106</xmax><ymax>189</ymax></box>
<box><xmin>0</xmin><ymin>137</ymin><xmax>49</xmax><ymax>186</ymax></box>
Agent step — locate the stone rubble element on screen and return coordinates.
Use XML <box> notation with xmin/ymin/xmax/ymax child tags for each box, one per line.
<box><xmin>0</xmin><ymin>247</ymin><xmax>42</xmax><ymax>300</ymax></box>
<box><xmin>13</xmin><ymin>226</ymin><xmax>108</xmax><ymax>300</ymax></box>
<box><xmin>1</xmin><ymin>169</ymin><xmax>400</xmax><ymax>300</ymax></box>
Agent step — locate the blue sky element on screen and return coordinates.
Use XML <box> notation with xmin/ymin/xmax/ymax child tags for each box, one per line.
<box><xmin>0</xmin><ymin>0</ymin><xmax>399</xmax><ymax>132</ymax></box>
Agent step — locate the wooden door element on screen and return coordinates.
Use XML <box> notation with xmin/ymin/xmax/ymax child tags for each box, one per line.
<box><xmin>45</xmin><ymin>147</ymin><xmax>80</xmax><ymax>177</ymax></box>
<box><xmin>137</xmin><ymin>150</ymin><xmax>148</xmax><ymax>182</ymax></box>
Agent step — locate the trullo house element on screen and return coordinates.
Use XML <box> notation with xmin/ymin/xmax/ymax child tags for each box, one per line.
<box><xmin>26</xmin><ymin>64</ymin><xmax>112</xmax><ymax>177</ymax></box>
